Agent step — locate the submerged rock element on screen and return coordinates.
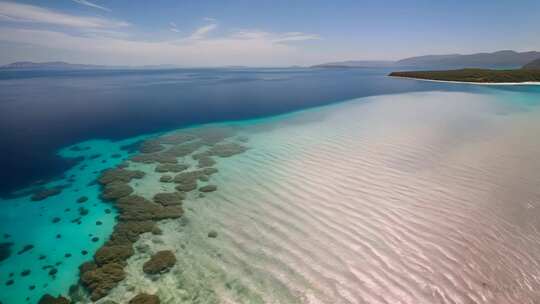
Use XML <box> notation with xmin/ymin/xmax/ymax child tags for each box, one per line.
<box><xmin>139</xmin><ymin>140</ymin><xmax>165</xmax><ymax>153</ymax></box>
<box><xmin>95</xmin><ymin>245</ymin><xmax>134</xmax><ymax>266</ymax></box>
<box><xmin>208</xmin><ymin>142</ymin><xmax>247</xmax><ymax>157</ymax></box>
<box><xmin>155</xmin><ymin>163</ymin><xmax>189</xmax><ymax>173</ymax></box>
<box><xmin>153</xmin><ymin>192</ymin><xmax>184</xmax><ymax>206</ymax></box>
<box><xmin>199</xmin><ymin>185</ymin><xmax>217</xmax><ymax>192</ymax></box>
<box><xmin>159</xmin><ymin>175</ymin><xmax>172</xmax><ymax>183</ymax></box>
<box><xmin>173</xmin><ymin>170</ymin><xmax>208</xmax><ymax>191</ymax></box>
<box><xmin>130</xmin><ymin>150</ymin><xmax>179</xmax><ymax>164</ymax></box>
<box><xmin>77</xmin><ymin>196</ymin><xmax>88</xmax><ymax>203</ymax></box>
<box><xmin>31</xmin><ymin>187</ymin><xmax>62</xmax><ymax>201</ymax></box>
<box><xmin>0</xmin><ymin>242</ymin><xmax>13</xmax><ymax>262</ymax></box>
<box><xmin>17</xmin><ymin>244</ymin><xmax>34</xmax><ymax>255</ymax></box>
<box><xmin>98</xmin><ymin>169</ymin><xmax>145</xmax><ymax>185</ymax></box>
<box><xmin>79</xmin><ymin>207</ymin><xmax>89</xmax><ymax>216</ymax></box>
<box><xmin>89</xmin><ymin>154</ymin><xmax>101</xmax><ymax>160</ymax></box>
<box><xmin>80</xmin><ymin>262</ymin><xmax>125</xmax><ymax>301</ymax></box>
<box><xmin>37</xmin><ymin>294</ymin><xmax>70</xmax><ymax>304</ymax></box>
<box><xmin>165</xmin><ymin>141</ymin><xmax>204</xmax><ymax>157</ymax></box>
<box><xmin>202</xmin><ymin>167</ymin><xmax>218</xmax><ymax>175</ymax></box>
<box><xmin>175</xmin><ymin>182</ymin><xmax>197</xmax><ymax>192</ymax></box>
<box><xmin>142</xmin><ymin>250</ymin><xmax>176</xmax><ymax>275</ymax></box>
<box><xmin>193</xmin><ymin>127</ymin><xmax>236</xmax><ymax>145</ymax></box>
<box><xmin>129</xmin><ymin>293</ymin><xmax>160</xmax><ymax>304</ymax></box>
<box><xmin>197</xmin><ymin>156</ymin><xmax>216</xmax><ymax>168</ymax></box>
<box><xmin>115</xmin><ymin>195</ymin><xmax>183</xmax><ymax>221</ymax></box>
<box><xmin>107</xmin><ymin>221</ymin><xmax>157</xmax><ymax>246</ymax></box>
<box><xmin>102</xmin><ymin>183</ymin><xmax>133</xmax><ymax>200</ymax></box>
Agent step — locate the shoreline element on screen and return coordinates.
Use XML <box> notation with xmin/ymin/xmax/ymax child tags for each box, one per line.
<box><xmin>389</xmin><ymin>75</ymin><xmax>540</xmax><ymax>86</ymax></box>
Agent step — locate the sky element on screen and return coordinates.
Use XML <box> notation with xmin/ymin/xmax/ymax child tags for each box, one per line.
<box><xmin>0</xmin><ymin>0</ymin><xmax>539</xmax><ymax>66</ymax></box>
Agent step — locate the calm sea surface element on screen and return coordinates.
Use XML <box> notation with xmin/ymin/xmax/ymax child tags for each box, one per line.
<box><xmin>2</xmin><ymin>68</ymin><xmax>540</xmax><ymax>303</ymax></box>
<box><xmin>0</xmin><ymin>67</ymin><xmax>483</xmax><ymax>197</ymax></box>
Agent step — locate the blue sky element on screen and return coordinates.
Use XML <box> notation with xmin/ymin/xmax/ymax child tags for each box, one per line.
<box><xmin>0</xmin><ymin>0</ymin><xmax>539</xmax><ymax>66</ymax></box>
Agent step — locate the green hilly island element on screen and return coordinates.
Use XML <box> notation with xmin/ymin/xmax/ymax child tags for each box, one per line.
<box><xmin>389</xmin><ymin>57</ymin><xmax>540</xmax><ymax>83</ymax></box>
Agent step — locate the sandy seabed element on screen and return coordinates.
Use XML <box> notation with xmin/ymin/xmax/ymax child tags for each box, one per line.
<box><xmin>3</xmin><ymin>89</ymin><xmax>540</xmax><ymax>304</ymax></box>
<box><xmin>88</xmin><ymin>90</ymin><xmax>540</xmax><ymax>304</ymax></box>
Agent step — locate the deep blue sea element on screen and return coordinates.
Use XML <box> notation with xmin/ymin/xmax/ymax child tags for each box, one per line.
<box><xmin>0</xmin><ymin>67</ymin><xmax>487</xmax><ymax>198</ymax></box>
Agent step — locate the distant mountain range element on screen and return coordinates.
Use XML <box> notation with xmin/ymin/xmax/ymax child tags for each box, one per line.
<box><xmin>312</xmin><ymin>50</ymin><xmax>540</xmax><ymax>69</ymax></box>
<box><xmin>0</xmin><ymin>61</ymin><xmax>114</xmax><ymax>70</ymax></box>
<box><xmin>0</xmin><ymin>61</ymin><xmax>185</xmax><ymax>70</ymax></box>
<box><xmin>3</xmin><ymin>50</ymin><xmax>540</xmax><ymax>71</ymax></box>
<box><xmin>522</xmin><ymin>58</ymin><xmax>540</xmax><ymax>70</ymax></box>
<box><xmin>310</xmin><ymin>60</ymin><xmax>396</xmax><ymax>68</ymax></box>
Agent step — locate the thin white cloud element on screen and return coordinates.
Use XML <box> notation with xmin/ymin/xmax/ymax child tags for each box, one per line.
<box><xmin>187</xmin><ymin>23</ymin><xmax>217</xmax><ymax>40</ymax></box>
<box><xmin>72</xmin><ymin>0</ymin><xmax>110</xmax><ymax>12</ymax></box>
<box><xmin>169</xmin><ymin>22</ymin><xmax>180</xmax><ymax>33</ymax></box>
<box><xmin>232</xmin><ymin>30</ymin><xmax>321</xmax><ymax>43</ymax></box>
<box><xmin>274</xmin><ymin>32</ymin><xmax>321</xmax><ymax>43</ymax></box>
<box><xmin>203</xmin><ymin>17</ymin><xmax>216</xmax><ymax>22</ymax></box>
<box><xmin>0</xmin><ymin>1</ymin><xmax>127</xmax><ymax>28</ymax></box>
<box><xmin>0</xmin><ymin>27</ymin><xmax>321</xmax><ymax>66</ymax></box>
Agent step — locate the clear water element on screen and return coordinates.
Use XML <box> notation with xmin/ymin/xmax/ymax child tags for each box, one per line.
<box><xmin>1</xmin><ymin>68</ymin><xmax>540</xmax><ymax>303</ymax></box>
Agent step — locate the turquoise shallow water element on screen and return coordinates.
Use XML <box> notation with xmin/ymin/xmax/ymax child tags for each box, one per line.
<box><xmin>1</xmin><ymin>83</ymin><xmax>540</xmax><ymax>303</ymax></box>
<box><xmin>0</xmin><ymin>135</ymin><xmax>155</xmax><ymax>303</ymax></box>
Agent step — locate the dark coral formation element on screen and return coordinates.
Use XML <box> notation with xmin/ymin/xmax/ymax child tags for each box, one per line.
<box><xmin>138</xmin><ymin>140</ymin><xmax>165</xmax><ymax>154</ymax></box>
<box><xmin>196</xmin><ymin>155</ymin><xmax>216</xmax><ymax>168</ymax></box>
<box><xmin>116</xmin><ymin>195</ymin><xmax>183</xmax><ymax>221</ymax></box>
<box><xmin>31</xmin><ymin>187</ymin><xmax>62</xmax><ymax>201</ymax></box>
<box><xmin>153</xmin><ymin>192</ymin><xmax>184</xmax><ymax>206</ymax></box>
<box><xmin>129</xmin><ymin>293</ymin><xmax>160</xmax><ymax>304</ymax></box>
<box><xmin>76</xmin><ymin>128</ymin><xmax>248</xmax><ymax>301</ymax></box>
<box><xmin>159</xmin><ymin>175</ymin><xmax>172</xmax><ymax>183</ymax></box>
<box><xmin>0</xmin><ymin>242</ymin><xmax>13</xmax><ymax>262</ymax></box>
<box><xmin>172</xmin><ymin>168</ymin><xmax>216</xmax><ymax>192</ymax></box>
<box><xmin>99</xmin><ymin>169</ymin><xmax>145</xmax><ymax>185</ymax></box>
<box><xmin>95</xmin><ymin>246</ymin><xmax>134</xmax><ymax>265</ymax></box>
<box><xmin>77</xmin><ymin>196</ymin><xmax>88</xmax><ymax>203</ymax></box>
<box><xmin>154</xmin><ymin>163</ymin><xmax>189</xmax><ymax>173</ymax></box>
<box><xmin>208</xmin><ymin>142</ymin><xmax>247</xmax><ymax>158</ymax></box>
<box><xmin>38</xmin><ymin>294</ymin><xmax>70</xmax><ymax>304</ymax></box>
<box><xmin>142</xmin><ymin>250</ymin><xmax>176</xmax><ymax>275</ymax></box>
<box><xmin>79</xmin><ymin>167</ymin><xmax>183</xmax><ymax>300</ymax></box>
<box><xmin>80</xmin><ymin>262</ymin><xmax>126</xmax><ymax>301</ymax></box>
<box><xmin>199</xmin><ymin>185</ymin><xmax>217</xmax><ymax>192</ymax></box>
<box><xmin>17</xmin><ymin>244</ymin><xmax>34</xmax><ymax>255</ymax></box>
<box><xmin>131</xmin><ymin>153</ymin><xmax>178</xmax><ymax>164</ymax></box>
<box><xmin>191</xmin><ymin>127</ymin><xmax>236</xmax><ymax>145</ymax></box>
<box><xmin>102</xmin><ymin>183</ymin><xmax>134</xmax><ymax>200</ymax></box>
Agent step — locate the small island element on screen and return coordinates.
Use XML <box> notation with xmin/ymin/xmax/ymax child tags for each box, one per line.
<box><xmin>389</xmin><ymin>57</ymin><xmax>540</xmax><ymax>83</ymax></box>
<box><xmin>389</xmin><ymin>68</ymin><xmax>540</xmax><ymax>84</ymax></box>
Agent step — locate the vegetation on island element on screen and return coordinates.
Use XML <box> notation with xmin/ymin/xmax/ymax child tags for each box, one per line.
<box><xmin>389</xmin><ymin>68</ymin><xmax>540</xmax><ymax>83</ymax></box>
<box><xmin>523</xmin><ymin>58</ymin><xmax>540</xmax><ymax>70</ymax></box>
<box><xmin>388</xmin><ymin>56</ymin><xmax>540</xmax><ymax>83</ymax></box>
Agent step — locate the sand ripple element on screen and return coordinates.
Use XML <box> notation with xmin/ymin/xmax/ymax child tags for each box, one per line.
<box><xmin>103</xmin><ymin>91</ymin><xmax>540</xmax><ymax>304</ymax></box>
